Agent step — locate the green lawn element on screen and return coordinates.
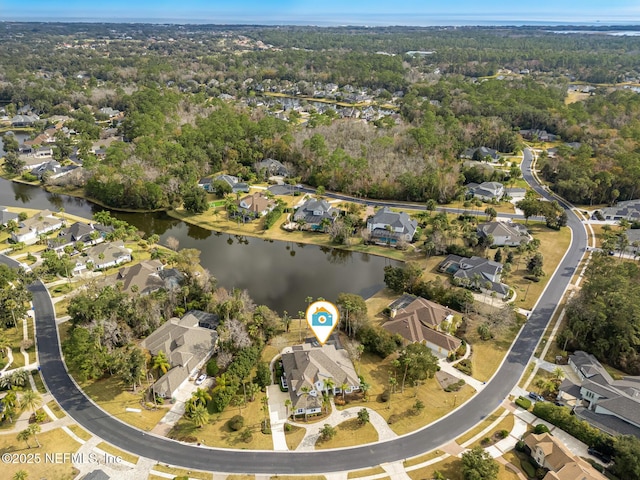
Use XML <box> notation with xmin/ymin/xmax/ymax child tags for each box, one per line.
<box><xmin>315</xmin><ymin>418</ymin><xmax>378</xmax><ymax>450</ymax></box>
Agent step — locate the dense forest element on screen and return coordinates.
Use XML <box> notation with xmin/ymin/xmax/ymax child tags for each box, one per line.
<box><xmin>2</xmin><ymin>23</ymin><xmax>640</xmax><ymax>208</ymax></box>
<box><xmin>559</xmin><ymin>253</ymin><xmax>640</xmax><ymax>375</ymax></box>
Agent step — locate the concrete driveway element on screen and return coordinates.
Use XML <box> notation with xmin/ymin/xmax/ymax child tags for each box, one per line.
<box><xmin>267</xmin><ymin>385</ymin><xmax>291</xmax><ymax>451</ymax></box>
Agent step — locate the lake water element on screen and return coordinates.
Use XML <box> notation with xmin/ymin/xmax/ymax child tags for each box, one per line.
<box><xmin>0</xmin><ymin>177</ymin><xmax>398</xmax><ymax>313</ymax></box>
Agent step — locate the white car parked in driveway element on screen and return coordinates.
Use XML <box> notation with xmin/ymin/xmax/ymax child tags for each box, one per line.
<box><xmin>195</xmin><ymin>374</ymin><xmax>207</xmax><ymax>385</ymax></box>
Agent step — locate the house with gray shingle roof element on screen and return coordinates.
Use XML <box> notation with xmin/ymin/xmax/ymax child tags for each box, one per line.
<box><xmin>83</xmin><ymin>241</ymin><xmax>131</xmax><ymax>270</ymax></box>
<box><xmin>255</xmin><ymin>158</ymin><xmax>289</xmax><ymax>178</ymax></box>
<box><xmin>598</xmin><ymin>199</ymin><xmax>640</xmax><ymax>222</ymax></box>
<box><xmin>281</xmin><ymin>343</ymin><xmax>360</xmax><ymax>417</ymax></box>
<box><xmin>212</xmin><ymin>174</ymin><xmax>250</xmax><ymax>194</ymax></box>
<box><xmin>292</xmin><ymin>198</ymin><xmax>338</xmax><ymax>230</ymax></box>
<box><xmin>11</xmin><ymin>209</ymin><xmax>63</xmax><ymax>244</ymax></box>
<box><xmin>366</xmin><ymin>207</ymin><xmax>418</xmax><ymax>245</ymax></box>
<box><xmin>477</xmin><ymin>221</ymin><xmax>531</xmax><ymax>247</ymax></box>
<box><xmin>558</xmin><ymin>351</ymin><xmax>640</xmax><ymax>438</ymax></box>
<box><xmin>466</xmin><ymin>182</ymin><xmax>505</xmax><ymax>201</ymax></box>
<box><xmin>460</xmin><ymin>146</ymin><xmax>500</xmax><ymax>162</ymax></box>
<box><xmin>0</xmin><ymin>207</ymin><xmax>18</xmax><ymax>227</ymax></box>
<box><xmin>439</xmin><ymin>254</ymin><xmax>509</xmax><ymax>298</ymax></box>
<box><xmin>141</xmin><ymin>311</ymin><xmax>218</xmax><ymax>399</ymax></box>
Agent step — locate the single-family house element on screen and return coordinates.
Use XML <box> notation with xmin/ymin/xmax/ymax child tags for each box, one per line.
<box><xmin>524</xmin><ymin>432</ymin><xmax>606</xmax><ymax>480</ymax></box>
<box><xmin>477</xmin><ymin>221</ymin><xmax>531</xmax><ymax>247</ymax></box>
<box><xmin>98</xmin><ymin>107</ymin><xmax>121</xmax><ymax>119</ymax></box>
<box><xmin>11</xmin><ymin>114</ymin><xmax>39</xmax><ymax>127</ymax></box>
<box><xmin>237</xmin><ymin>192</ymin><xmax>277</xmax><ymax>219</ymax></box>
<box><xmin>520</xmin><ymin>129</ymin><xmax>557</xmax><ymax>142</ymax></box>
<box><xmin>0</xmin><ymin>207</ymin><xmax>18</xmax><ymax>227</ymax></box>
<box><xmin>382</xmin><ymin>294</ymin><xmax>462</xmax><ymax>358</ymax></box>
<box><xmin>84</xmin><ymin>241</ymin><xmax>132</xmax><ymax>270</ymax></box>
<box><xmin>292</xmin><ymin>198</ymin><xmax>338</xmax><ymax>230</ymax></box>
<box><xmin>255</xmin><ymin>158</ymin><xmax>289</xmax><ymax>178</ymax></box>
<box><xmin>366</xmin><ymin>207</ymin><xmax>418</xmax><ymax>245</ymax></box>
<box><xmin>30</xmin><ymin>160</ymin><xmax>78</xmax><ymax>181</ymax></box>
<box><xmin>557</xmin><ymin>351</ymin><xmax>640</xmax><ymax>438</ymax></box>
<box><xmin>11</xmin><ymin>209</ymin><xmax>64</xmax><ymax>244</ymax></box>
<box><xmin>439</xmin><ymin>254</ymin><xmax>509</xmax><ymax>298</ymax></box>
<box><xmin>213</xmin><ymin>174</ymin><xmax>250</xmax><ymax>194</ymax></box>
<box><xmin>460</xmin><ymin>146</ymin><xmax>500</xmax><ymax>162</ymax></box>
<box><xmin>597</xmin><ymin>199</ymin><xmax>640</xmax><ymax>222</ymax></box>
<box><xmin>141</xmin><ymin>312</ymin><xmax>219</xmax><ymax>399</ymax></box>
<box><xmin>47</xmin><ymin>221</ymin><xmax>109</xmax><ymax>253</ymax></box>
<box><xmin>466</xmin><ymin>182</ymin><xmax>504</xmax><ymax>201</ymax></box>
<box><xmin>281</xmin><ymin>343</ymin><xmax>360</xmax><ymax>417</ymax></box>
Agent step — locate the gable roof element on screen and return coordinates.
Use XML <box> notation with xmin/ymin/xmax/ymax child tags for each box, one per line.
<box><xmin>239</xmin><ymin>192</ymin><xmax>276</xmax><ymax>214</ymax></box>
<box><xmin>293</xmin><ymin>198</ymin><xmax>337</xmax><ymax>224</ymax></box>
<box><xmin>477</xmin><ymin>221</ymin><xmax>531</xmax><ymax>245</ymax></box>
<box><xmin>282</xmin><ymin>343</ymin><xmax>359</xmax><ymax>396</ymax></box>
<box><xmin>0</xmin><ymin>209</ymin><xmax>18</xmax><ymax>226</ymax></box>
<box><xmin>85</xmin><ymin>241</ymin><xmax>130</xmax><ymax>265</ymax></box>
<box><xmin>112</xmin><ymin>260</ymin><xmax>165</xmax><ymax>294</ymax></box>
<box><xmin>368</xmin><ymin>207</ymin><xmax>418</xmax><ymax>236</ymax></box>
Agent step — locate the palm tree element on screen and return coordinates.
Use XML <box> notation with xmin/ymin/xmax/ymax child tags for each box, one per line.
<box><xmin>247</xmin><ymin>382</ymin><xmax>261</xmax><ymax>402</ymax></box>
<box><xmin>17</xmin><ymin>428</ymin><xmax>31</xmax><ymax>448</ymax></box>
<box><xmin>20</xmin><ymin>389</ymin><xmax>42</xmax><ymax>414</ymax></box>
<box><xmin>360</xmin><ymin>380</ymin><xmax>370</xmax><ymax>402</ymax></box>
<box><xmin>1</xmin><ymin>391</ymin><xmax>17</xmax><ymax>423</ymax></box>
<box><xmin>152</xmin><ymin>351</ymin><xmax>170</xmax><ymax>378</ymax></box>
<box><xmin>340</xmin><ymin>382</ymin><xmax>349</xmax><ymax>401</ymax></box>
<box><xmin>28</xmin><ymin>423</ymin><xmax>41</xmax><ymax>448</ymax></box>
<box><xmin>323</xmin><ymin>378</ymin><xmax>335</xmax><ymax>396</ymax></box>
<box><xmin>13</xmin><ymin>470</ymin><xmax>28</xmax><ymax>480</ymax></box>
<box><xmin>191</xmin><ymin>403</ymin><xmax>209</xmax><ymax>428</ymax></box>
<box><xmin>284</xmin><ymin>399</ymin><xmax>292</xmax><ymax>418</ymax></box>
<box><xmin>192</xmin><ymin>388</ymin><xmax>212</xmax><ymax>407</ymax></box>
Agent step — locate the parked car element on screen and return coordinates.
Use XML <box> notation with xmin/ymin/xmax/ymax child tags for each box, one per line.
<box><xmin>588</xmin><ymin>448</ymin><xmax>612</xmax><ymax>464</ymax></box>
<box><xmin>528</xmin><ymin>392</ymin><xmax>545</xmax><ymax>402</ymax></box>
<box><xmin>195</xmin><ymin>374</ymin><xmax>207</xmax><ymax>386</ymax></box>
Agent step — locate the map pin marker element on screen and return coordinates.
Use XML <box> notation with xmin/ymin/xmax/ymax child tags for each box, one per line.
<box><xmin>306</xmin><ymin>300</ymin><xmax>340</xmax><ymax>345</ymax></box>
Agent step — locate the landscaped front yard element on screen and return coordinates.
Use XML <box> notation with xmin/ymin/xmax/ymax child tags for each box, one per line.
<box><xmin>314</xmin><ymin>418</ymin><xmax>378</xmax><ymax>450</ymax></box>
<box><xmin>339</xmin><ymin>352</ymin><xmax>475</xmax><ymax>436</ymax></box>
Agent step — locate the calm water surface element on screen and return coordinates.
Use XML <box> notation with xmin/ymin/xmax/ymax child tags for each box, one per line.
<box><xmin>0</xmin><ymin>178</ymin><xmax>398</xmax><ymax>313</ymax></box>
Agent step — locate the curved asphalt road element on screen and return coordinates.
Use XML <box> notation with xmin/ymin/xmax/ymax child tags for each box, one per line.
<box><xmin>1</xmin><ymin>148</ymin><xmax>587</xmax><ymax>474</ymax></box>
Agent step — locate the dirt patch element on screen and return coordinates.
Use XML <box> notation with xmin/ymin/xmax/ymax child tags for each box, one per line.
<box><xmin>436</xmin><ymin>370</ymin><xmax>459</xmax><ymax>390</ymax></box>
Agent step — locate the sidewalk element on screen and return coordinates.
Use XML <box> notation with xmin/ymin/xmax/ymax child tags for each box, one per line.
<box><xmin>291</xmin><ymin>399</ymin><xmax>397</xmax><ymax>452</ymax></box>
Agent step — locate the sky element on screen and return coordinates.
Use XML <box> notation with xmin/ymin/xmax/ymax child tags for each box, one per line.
<box><xmin>1</xmin><ymin>0</ymin><xmax>640</xmax><ymax>25</ymax></box>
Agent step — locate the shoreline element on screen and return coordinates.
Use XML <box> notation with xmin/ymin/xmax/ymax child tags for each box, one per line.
<box><xmin>167</xmin><ymin>208</ymin><xmax>414</xmax><ymax>263</ymax></box>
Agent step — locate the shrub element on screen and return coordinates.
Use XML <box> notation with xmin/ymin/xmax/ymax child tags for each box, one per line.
<box><xmin>240</xmin><ymin>427</ymin><xmax>253</xmax><ymax>442</ymax></box>
<box><xmin>454</xmin><ymin>359</ymin><xmax>472</xmax><ymax>376</ymax></box>
<box><xmin>521</xmin><ymin>460</ymin><xmax>536</xmax><ymax>477</ymax></box>
<box><xmin>228</xmin><ymin>415</ymin><xmax>245</xmax><ymax>431</ymax></box>
<box><xmin>444</xmin><ymin>379</ymin><xmax>466</xmax><ymax>392</ymax></box>
<box><xmin>515</xmin><ymin>396</ymin><xmax>532</xmax><ymax>410</ymax></box>
<box><xmin>497</xmin><ymin>429</ymin><xmax>509</xmax><ymax>439</ymax></box>
<box><xmin>284</xmin><ymin>423</ymin><xmax>292</xmax><ymax>432</ymax></box>
<box><xmin>535</xmin><ymin>467</ymin><xmax>548</xmax><ymax>479</ymax></box>
<box><xmin>379</xmin><ymin>389</ymin><xmax>390</xmax><ymax>402</ymax></box>
<box><xmin>532</xmin><ymin>402</ymin><xmax>610</xmax><ymax>448</ymax></box>
<box><xmin>481</xmin><ymin>436</ymin><xmax>492</xmax><ymax>445</ymax></box>
<box><xmin>387</xmin><ymin>414</ymin><xmax>402</xmax><ymax>424</ymax></box>
<box><xmin>515</xmin><ymin>440</ymin><xmax>526</xmax><ymax>452</ymax></box>
<box><xmin>533</xmin><ymin>424</ymin><xmax>550</xmax><ymax>434</ymax></box>
<box><xmin>206</xmin><ymin>359</ymin><xmax>219</xmax><ymax>377</ymax></box>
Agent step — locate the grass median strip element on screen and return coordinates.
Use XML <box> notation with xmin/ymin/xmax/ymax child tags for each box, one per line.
<box><xmin>68</xmin><ymin>424</ymin><xmax>92</xmax><ymax>442</ymax></box>
<box><xmin>347</xmin><ymin>466</ymin><xmax>386</xmax><ymax>478</ymax></box>
<box><xmin>456</xmin><ymin>407</ymin><xmax>506</xmax><ymax>445</ymax></box>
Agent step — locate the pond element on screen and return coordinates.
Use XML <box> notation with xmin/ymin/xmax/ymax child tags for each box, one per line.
<box><xmin>0</xmin><ymin>177</ymin><xmax>399</xmax><ymax>313</ymax></box>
